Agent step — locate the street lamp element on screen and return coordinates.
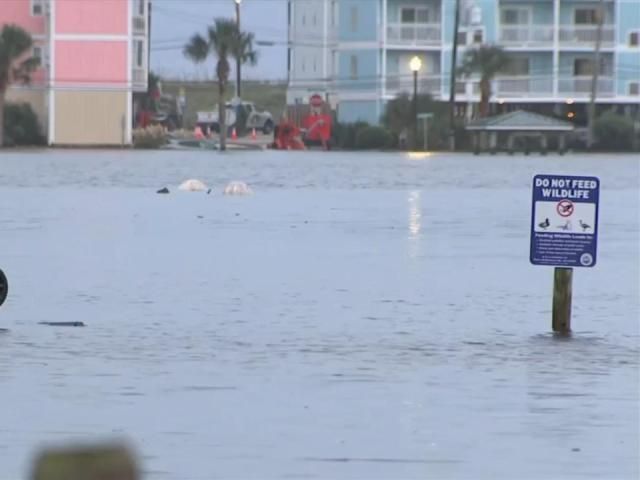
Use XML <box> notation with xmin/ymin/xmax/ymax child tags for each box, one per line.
<box><xmin>235</xmin><ymin>0</ymin><xmax>242</xmax><ymax>98</ymax></box>
<box><xmin>409</xmin><ymin>55</ymin><xmax>422</xmax><ymax>151</ymax></box>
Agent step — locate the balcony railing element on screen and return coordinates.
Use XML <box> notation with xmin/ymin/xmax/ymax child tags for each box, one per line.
<box><xmin>559</xmin><ymin>25</ymin><xmax>615</xmax><ymax>46</ymax></box>
<box><xmin>386</xmin><ymin>23</ymin><xmax>441</xmax><ymax>45</ymax></box>
<box><xmin>499</xmin><ymin>25</ymin><xmax>554</xmax><ymax>45</ymax></box>
<box><xmin>558</xmin><ymin>76</ymin><xmax>614</xmax><ymax>96</ymax></box>
<box><xmin>132</xmin><ymin>16</ymin><xmax>146</xmax><ymax>35</ymax></box>
<box><xmin>494</xmin><ymin>76</ymin><xmax>553</xmax><ymax>97</ymax></box>
<box><xmin>386</xmin><ymin>75</ymin><xmax>442</xmax><ymax>96</ymax></box>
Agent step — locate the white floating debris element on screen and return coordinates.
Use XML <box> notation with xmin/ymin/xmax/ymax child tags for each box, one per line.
<box><xmin>223</xmin><ymin>181</ymin><xmax>252</xmax><ymax>196</ymax></box>
<box><xmin>178</xmin><ymin>179</ymin><xmax>208</xmax><ymax>192</ymax></box>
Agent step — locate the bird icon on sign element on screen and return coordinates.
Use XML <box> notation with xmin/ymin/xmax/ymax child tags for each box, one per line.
<box><xmin>557</xmin><ymin>200</ymin><xmax>574</xmax><ymax>217</ymax></box>
<box><xmin>538</xmin><ymin>218</ymin><xmax>550</xmax><ymax>230</ymax></box>
<box><xmin>579</xmin><ymin>219</ymin><xmax>592</xmax><ymax>232</ymax></box>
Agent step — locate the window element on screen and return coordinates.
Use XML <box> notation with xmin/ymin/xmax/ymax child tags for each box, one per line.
<box><xmin>502</xmin><ymin>57</ymin><xmax>530</xmax><ymax>76</ymax></box>
<box><xmin>573</xmin><ymin>58</ymin><xmax>608</xmax><ymax>76</ymax></box>
<box><xmin>331</xmin><ymin>1</ymin><xmax>338</xmax><ymax>27</ymax></box>
<box><xmin>350</xmin><ymin>6</ymin><xmax>358</xmax><ymax>32</ymax></box>
<box><xmin>313</xmin><ymin>13</ymin><xmax>317</xmax><ymax>26</ymax></box>
<box><xmin>31</xmin><ymin>0</ymin><xmax>44</xmax><ymax>16</ymax></box>
<box><xmin>135</xmin><ymin>0</ymin><xmax>145</xmax><ymax>16</ymax></box>
<box><xmin>32</xmin><ymin>46</ymin><xmax>43</xmax><ymax>61</ymax></box>
<box><xmin>287</xmin><ymin>1</ymin><xmax>291</xmax><ymax>26</ymax></box>
<box><xmin>629</xmin><ymin>31</ymin><xmax>639</xmax><ymax>47</ymax></box>
<box><xmin>401</xmin><ymin>7</ymin><xmax>430</xmax><ymax>24</ymax></box>
<box><xmin>501</xmin><ymin>8</ymin><xmax>529</xmax><ymax>25</ymax></box>
<box><xmin>629</xmin><ymin>82</ymin><xmax>639</xmax><ymax>96</ymax></box>
<box><xmin>456</xmin><ymin>31</ymin><xmax>467</xmax><ymax>46</ymax></box>
<box><xmin>135</xmin><ymin>40</ymin><xmax>145</xmax><ymax>68</ymax></box>
<box><xmin>313</xmin><ymin>57</ymin><xmax>317</xmax><ymax>73</ymax></box>
<box><xmin>473</xmin><ymin>29</ymin><xmax>484</xmax><ymax>44</ymax></box>
<box><xmin>301</xmin><ymin>58</ymin><xmax>306</xmax><ymax>73</ymax></box>
<box><xmin>350</xmin><ymin>55</ymin><xmax>358</xmax><ymax>79</ymax></box>
<box><xmin>575</xmin><ymin>9</ymin><xmax>598</xmax><ymax>25</ymax></box>
<box><xmin>287</xmin><ymin>48</ymin><xmax>291</xmax><ymax>73</ymax></box>
<box><xmin>302</xmin><ymin>14</ymin><xmax>306</xmax><ymax>26</ymax></box>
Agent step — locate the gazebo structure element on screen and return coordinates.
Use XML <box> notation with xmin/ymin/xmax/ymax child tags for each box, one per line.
<box><xmin>466</xmin><ymin>110</ymin><xmax>575</xmax><ymax>155</ymax></box>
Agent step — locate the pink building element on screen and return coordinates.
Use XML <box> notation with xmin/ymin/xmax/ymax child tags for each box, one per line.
<box><xmin>2</xmin><ymin>0</ymin><xmax>149</xmax><ymax>145</ymax></box>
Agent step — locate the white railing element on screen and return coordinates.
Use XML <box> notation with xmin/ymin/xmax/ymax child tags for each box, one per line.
<box><xmin>132</xmin><ymin>68</ymin><xmax>146</xmax><ymax>86</ymax></box>
<box><xmin>499</xmin><ymin>25</ymin><xmax>554</xmax><ymax>45</ymax></box>
<box><xmin>494</xmin><ymin>76</ymin><xmax>553</xmax><ymax>97</ymax></box>
<box><xmin>558</xmin><ymin>76</ymin><xmax>614</xmax><ymax>96</ymax></box>
<box><xmin>559</xmin><ymin>25</ymin><xmax>615</xmax><ymax>46</ymax></box>
<box><xmin>385</xmin><ymin>75</ymin><xmax>442</xmax><ymax>98</ymax></box>
<box><xmin>133</xmin><ymin>16</ymin><xmax>146</xmax><ymax>35</ymax></box>
<box><xmin>386</xmin><ymin>23</ymin><xmax>441</xmax><ymax>45</ymax></box>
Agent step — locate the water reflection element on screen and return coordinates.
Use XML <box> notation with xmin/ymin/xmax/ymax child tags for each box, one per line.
<box><xmin>408</xmin><ymin>190</ymin><xmax>422</xmax><ymax>258</ymax></box>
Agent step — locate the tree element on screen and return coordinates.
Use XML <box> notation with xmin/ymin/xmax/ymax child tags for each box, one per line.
<box><xmin>0</xmin><ymin>25</ymin><xmax>40</xmax><ymax>147</ymax></box>
<box><xmin>184</xmin><ymin>19</ymin><xmax>257</xmax><ymax>151</ymax></box>
<box><xmin>458</xmin><ymin>45</ymin><xmax>510</xmax><ymax>118</ymax></box>
<box><xmin>382</xmin><ymin>93</ymin><xmax>450</xmax><ymax>149</ymax></box>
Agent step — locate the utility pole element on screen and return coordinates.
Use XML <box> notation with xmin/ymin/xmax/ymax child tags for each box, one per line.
<box><xmin>587</xmin><ymin>0</ymin><xmax>604</xmax><ymax>147</ymax></box>
<box><xmin>448</xmin><ymin>0</ymin><xmax>461</xmax><ymax>151</ymax></box>
<box><xmin>235</xmin><ymin>0</ymin><xmax>242</xmax><ymax>98</ymax></box>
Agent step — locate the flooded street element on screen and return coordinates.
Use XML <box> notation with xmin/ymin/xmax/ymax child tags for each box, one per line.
<box><xmin>0</xmin><ymin>150</ymin><xmax>638</xmax><ymax>479</ymax></box>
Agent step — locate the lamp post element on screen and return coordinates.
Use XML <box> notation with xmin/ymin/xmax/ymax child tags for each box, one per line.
<box><xmin>410</xmin><ymin>55</ymin><xmax>422</xmax><ymax>151</ymax></box>
<box><xmin>234</xmin><ymin>0</ymin><xmax>242</xmax><ymax>98</ymax></box>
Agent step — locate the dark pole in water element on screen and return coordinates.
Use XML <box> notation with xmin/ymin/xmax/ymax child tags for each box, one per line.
<box><xmin>0</xmin><ymin>268</ymin><xmax>7</xmax><ymax>308</ymax></box>
<box><xmin>552</xmin><ymin>267</ymin><xmax>572</xmax><ymax>334</ymax></box>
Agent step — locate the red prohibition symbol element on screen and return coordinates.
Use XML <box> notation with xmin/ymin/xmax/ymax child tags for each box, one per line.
<box><xmin>557</xmin><ymin>199</ymin><xmax>574</xmax><ymax>217</ymax></box>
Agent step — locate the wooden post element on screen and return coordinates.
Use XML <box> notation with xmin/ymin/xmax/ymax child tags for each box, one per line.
<box><xmin>552</xmin><ymin>267</ymin><xmax>573</xmax><ymax>334</ymax></box>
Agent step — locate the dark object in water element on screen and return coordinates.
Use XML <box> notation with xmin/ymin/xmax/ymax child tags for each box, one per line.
<box><xmin>39</xmin><ymin>321</ymin><xmax>86</xmax><ymax>327</ymax></box>
<box><xmin>207</xmin><ymin>189</ymin><xmax>212</xmax><ymax>195</ymax></box>
<box><xmin>0</xmin><ymin>328</ymin><xmax>9</xmax><ymax>334</ymax></box>
<box><xmin>157</xmin><ymin>187</ymin><xmax>170</xmax><ymax>194</ymax></box>
<box><xmin>0</xmin><ymin>268</ymin><xmax>7</xmax><ymax>307</ymax></box>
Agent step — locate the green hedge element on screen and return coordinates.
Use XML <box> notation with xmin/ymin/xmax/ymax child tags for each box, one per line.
<box><xmin>3</xmin><ymin>102</ymin><xmax>46</xmax><ymax>146</ymax></box>
<box><xmin>594</xmin><ymin>111</ymin><xmax>636</xmax><ymax>151</ymax></box>
<box><xmin>355</xmin><ymin>126</ymin><xmax>394</xmax><ymax>150</ymax></box>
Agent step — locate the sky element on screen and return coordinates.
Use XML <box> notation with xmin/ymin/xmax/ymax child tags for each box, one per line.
<box><xmin>151</xmin><ymin>0</ymin><xmax>288</xmax><ymax>80</ymax></box>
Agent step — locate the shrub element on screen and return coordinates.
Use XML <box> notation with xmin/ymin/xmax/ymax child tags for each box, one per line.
<box><xmin>3</xmin><ymin>102</ymin><xmax>46</xmax><ymax>146</ymax></box>
<box><xmin>355</xmin><ymin>126</ymin><xmax>393</xmax><ymax>150</ymax></box>
<box><xmin>133</xmin><ymin>125</ymin><xmax>167</xmax><ymax>149</ymax></box>
<box><xmin>382</xmin><ymin>93</ymin><xmax>451</xmax><ymax>150</ymax></box>
<box><xmin>594</xmin><ymin>111</ymin><xmax>635</xmax><ymax>151</ymax></box>
<box><xmin>333</xmin><ymin>121</ymin><xmax>369</xmax><ymax>149</ymax></box>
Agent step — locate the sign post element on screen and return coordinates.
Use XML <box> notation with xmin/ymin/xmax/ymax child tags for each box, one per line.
<box><xmin>530</xmin><ymin>175</ymin><xmax>600</xmax><ymax>334</ymax></box>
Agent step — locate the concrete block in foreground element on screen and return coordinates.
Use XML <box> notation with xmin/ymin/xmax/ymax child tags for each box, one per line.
<box><xmin>31</xmin><ymin>443</ymin><xmax>138</xmax><ymax>480</ymax></box>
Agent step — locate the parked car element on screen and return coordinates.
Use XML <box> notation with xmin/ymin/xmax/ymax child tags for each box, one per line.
<box><xmin>196</xmin><ymin>101</ymin><xmax>274</xmax><ymax>135</ymax></box>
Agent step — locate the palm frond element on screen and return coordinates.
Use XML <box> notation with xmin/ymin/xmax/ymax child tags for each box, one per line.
<box><xmin>183</xmin><ymin>33</ymin><xmax>209</xmax><ymax>63</ymax></box>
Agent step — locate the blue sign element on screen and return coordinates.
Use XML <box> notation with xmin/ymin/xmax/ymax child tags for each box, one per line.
<box><xmin>530</xmin><ymin>174</ymin><xmax>599</xmax><ymax>267</ymax></box>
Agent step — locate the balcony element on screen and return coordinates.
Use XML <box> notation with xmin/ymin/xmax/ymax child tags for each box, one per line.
<box><xmin>386</xmin><ymin>23</ymin><xmax>441</xmax><ymax>46</ymax></box>
<box><xmin>494</xmin><ymin>76</ymin><xmax>553</xmax><ymax>97</ymax></box>
<box><xmin>499</xmin><ymin>25</ymin><xmax>554</xmax><ymax>46</ymax></box>
<box><xmin>132</xmin><ymin>16</ymin><xmax>146</xmax><ymax>35</ymax></box>
<box><xmin>558</xmin><ymin>76</ymin><xmax>614</xmax><ymax>97</ymax></box>
<box><xmin>559</xmin><ymin>25</ymin><xmax>615</xmax><ymax>47</ymax></box>
<box><xmin>386</xmin><ymin>75</ymin><xmax>442</xmax><ymax>96</ymax></box>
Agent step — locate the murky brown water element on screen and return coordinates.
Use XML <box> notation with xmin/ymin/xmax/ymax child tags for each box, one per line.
<box><xmin>0</xmin><ymin>150</ymin><xmax>638</xmax><ymax>479</ymax></box>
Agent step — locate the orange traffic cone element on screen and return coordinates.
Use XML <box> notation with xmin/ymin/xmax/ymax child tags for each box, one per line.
<box><xmin>231</xmin><ymin>127</ymin><xmax>238</xmax><ymax>140</ymax></box>
<box><xmin>251</xmin><ymin>128</ymin><xmax>257</xmax><ymax>140</ymax></box>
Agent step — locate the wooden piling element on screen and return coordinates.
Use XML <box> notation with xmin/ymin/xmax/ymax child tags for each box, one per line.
<box><xmin>552</xmin><ymin>267</ymin><xmax>573</xmax><ymax>334</ymax></box>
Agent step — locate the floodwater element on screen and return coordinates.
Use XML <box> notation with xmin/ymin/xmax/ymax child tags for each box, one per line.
<box><xmin>0</xmin><ymin>150</ymin><xmax>638</xmax><ymax>480</ymax></box>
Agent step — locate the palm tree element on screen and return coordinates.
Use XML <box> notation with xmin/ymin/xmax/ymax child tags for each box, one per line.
<box><xmin>184</xmin><ymin>19</ymin><xmax>257</xmax><ymax>151</ymax></box>
<box><xmin>458</xmin><ymin>45</ymin><xmax>510</xmax><ymax>118</ymax></box>
<box><xmin>0</xmin><ymin>25</ymin><xmax>40</xmax><ymax>146</ymax></box>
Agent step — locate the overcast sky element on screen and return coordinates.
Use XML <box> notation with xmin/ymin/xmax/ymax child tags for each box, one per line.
<box><xmin>151</xmin><ymin>0</ymin><xmax>288</xmax><ymax>80</ymax></box>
